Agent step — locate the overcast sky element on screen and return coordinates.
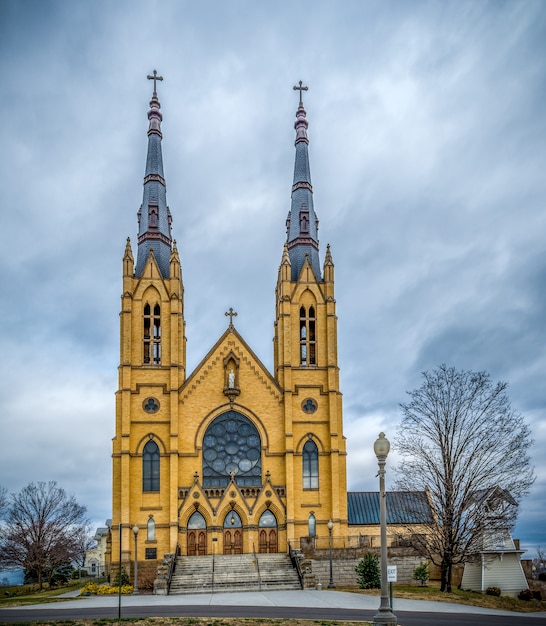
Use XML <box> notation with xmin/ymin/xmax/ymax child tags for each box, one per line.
<box><xmin>1</xmin><ymin>0</ymin><xmax>545</xmax><ymax>554</ymax></box>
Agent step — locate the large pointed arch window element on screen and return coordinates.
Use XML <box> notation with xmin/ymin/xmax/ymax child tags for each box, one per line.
<box><xmin>302</xmin><ymin>439</ymin><xmax>319</xmax><ymax>489</ymax></box>
<box><xmin>143</xmin><ymin>440</ymin><xmax>160</xmax><ymax>492</ymax></box>
<box><xmin>144</xmin><ymin>304</ymin><xmax>161</xmax><ymax>365</ymax></box>
<box><xmin>299</xmin><ymin>306</ymin><xmax>316</xmax><ymax>366</ymax></box>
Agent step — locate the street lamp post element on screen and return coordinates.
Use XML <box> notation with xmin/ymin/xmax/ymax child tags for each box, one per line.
<box><xmin>327</xmin><ymin>519</ymin><xmax>335</xmax><ymax>588</ymax></box>
<box><xmin>373</xmin><ymin>432</ymin><xmax>396</xmax><ymax>626</ymax></box>
<box><xmin>132</xmin><ymin>525</ymin><xmax>139</xmax><ymax>595</ymax></box>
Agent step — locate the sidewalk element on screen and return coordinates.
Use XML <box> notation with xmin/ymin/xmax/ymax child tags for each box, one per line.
<box><xmin>15</xmin><ymin>588</ymin><xmax>546</xmax><ymax>618</ymax></box>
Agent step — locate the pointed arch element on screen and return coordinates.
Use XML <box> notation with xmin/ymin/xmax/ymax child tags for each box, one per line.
<box><xmin>308</xmin><ymin>512</ymin><xmax>316</xmax><ymax>538</ymax></box>
<box><xmin>187</xmin><ymin>510</ymin><xmax>207</xmax><ymax>556</ymax></box>
<box><xmin>299</xmin><ymin>298</ymin><xmax>316</xmax><ymax>366</ymax></box>
<box><xmin>143</xmin><ymin>439</ymin><xmax>160</xmax><ymax>492</ymax></box>
<box><xmin>147</xmin><ymin>516</ymin><xmax>156</xmax><ymax>541</ymax></box>
<box><xmin>302</xmin><ymin>439</ymin><xmax>319</xmax><ymax>490</ymax></box>
<box><xmin>258</xmin><ymin>510</ymin><xmax>278</xmax><ymax>553</ymax></box>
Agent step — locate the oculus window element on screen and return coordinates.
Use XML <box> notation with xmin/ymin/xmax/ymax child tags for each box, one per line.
<box><xmin>202</xmin><ymin>411</ymin><xmax>262</xmax><ymax>487</ymax></box>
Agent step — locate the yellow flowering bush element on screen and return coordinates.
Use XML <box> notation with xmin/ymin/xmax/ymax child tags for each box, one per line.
<box><xmin>97</xmin><ymin>584</ymin><xmax>134</xmax><ymax>595</ymax></box>
<box><xmin>80</xmin><ymin>582</ymin><xmax>134</xmax><ymax>595</ymax></box>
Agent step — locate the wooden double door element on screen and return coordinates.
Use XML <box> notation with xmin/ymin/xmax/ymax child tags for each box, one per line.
<box><xmin>223</xmin><ymin>528</ymin><xmax>242</xmax><ymax>554</ymax></box>
<box><xmin>258</xmin><ymin>528</ymin><xmax>277</xmax><ymax>553</ymax></box>
<box><xmin>187</xmin><ymin>530</ymin><xmax>207</xmax><ymax>556</ymax></box>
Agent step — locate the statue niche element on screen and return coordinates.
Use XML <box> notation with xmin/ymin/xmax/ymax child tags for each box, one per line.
<box><xmin>223</xmin><ymin>352</ymin><xmax>240</xmax><ymax>406</ymax></box>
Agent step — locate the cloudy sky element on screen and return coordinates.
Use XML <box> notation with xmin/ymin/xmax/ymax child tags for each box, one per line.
<box><xmin>1</xmin><ymin>0</ymin><xmax>545</xmax><ymax>554</ymax></box>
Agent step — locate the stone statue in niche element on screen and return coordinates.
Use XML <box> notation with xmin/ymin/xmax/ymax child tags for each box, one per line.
<box><xmin>228</xmin><ymin>369</ymin><xmax>235</xmax><ymax>388</ymax></box>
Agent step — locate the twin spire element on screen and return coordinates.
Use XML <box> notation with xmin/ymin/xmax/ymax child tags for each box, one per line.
<box><xmin>135</xmin><ymin>75</ymin><xmax>323</xmax><ymax>282</ymax></box>
<box><xmin>135</xmin><ymin>70</ymin><xmax>172</xmax><ymax>278</ymax></box>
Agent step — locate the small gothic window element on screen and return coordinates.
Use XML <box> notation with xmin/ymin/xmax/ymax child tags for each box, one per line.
<box><xmin>149</xmin><ymin>205</ymin><xmax>158</xmax><ymax>228</ymax></box>
<box><xmin>303</xmin><ymin>439</ymin><xmax>319</xmax><ymax>489</ymax></box>
<box><xmin>300</xmin><ymin>212</ymin><xmax>309</xmax><ymax>233</ymax></box>
<box><xmin>147</xmin><ymin>516</ymin><xmax>156</xmax><ymax>541</ymax></box>
<box><xmin>143</xmin><ymin>440</ymin><xmax>160</xmax><ymax>492</ymax></box>
<box><xmin>308</xmin><ymin>513</ymin><xmax>316</xmax><ymax>538</ymax></box>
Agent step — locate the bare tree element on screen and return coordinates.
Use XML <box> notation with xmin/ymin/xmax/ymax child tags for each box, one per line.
<box><xmin>0</xmin><ymin>482</ymin><xmax>89</xmax><ymax>589</ymax></box>
<box><xmin>394</xmin><ymin>365</ymin><xmax>534</xmax><ymax>592</ymax></box>
<box><xmin>533</xmin><ymin>546</ymin><xmax>546</xmax><ymax>578</ymax></box>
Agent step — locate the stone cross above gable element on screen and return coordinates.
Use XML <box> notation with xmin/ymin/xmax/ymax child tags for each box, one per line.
<box><xmin>147</xmin><ymin>70</ymin><xmax>163</xmax><ymax>94</ymax></box>
<box><xmin>293</xmin><ymin>80</ymin><xmax>308</xmax><ymax>106</ymax></box>
<box><xmin>225</xmin><ymin>308</ymin><xmax>238</xmax><ymax>328</ymax></box>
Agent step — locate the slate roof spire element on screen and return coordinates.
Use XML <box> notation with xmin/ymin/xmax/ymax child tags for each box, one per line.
<box><xmin>285</xmin><ymin>81</ymin><xmax>321</xmax><ymax>282</ymax></box>
<box><xmin>135</xmin><ymin>70</ymin><xmax>173</xmax><ymax>278</ymax></box>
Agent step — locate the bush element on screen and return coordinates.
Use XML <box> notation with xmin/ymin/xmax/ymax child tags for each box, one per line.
<box><xmin>485</xmin><ymin>586</ymin><xmax>501</xmax><ymax>596</ymax></box>
<box><xmin>413</xmin><ymin>562</ymin><xmax>429</xmax><ymax>586</ymax></box>
<box><xmin>80</xmin><ymin>582</ymin><xmax>133</xmax><ymax>595</ymax></box>
<box><xmin>355</xmin><ymin>553</ymin><xmax>381</xmax><ymax>589</ymax></box>
<box><xmin>518</xmin><ymin>589</ymin><xmax>533</xmax><ymax>601</ymax></box>
<box><xmin>533</xmin><ymin>590</ymin><xmax>542</xmax><ymax>601</ymax></box>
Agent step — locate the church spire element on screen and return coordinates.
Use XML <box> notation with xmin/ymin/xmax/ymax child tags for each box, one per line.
<box><xmin>135</xmin><ymin>70</ymin><xmax>173</xmax><ymax>278</ymax></box>
<box><xmin>285</xmin><ymin>81</ymin><xmax>321</xmax><ymax>282</ymax></box>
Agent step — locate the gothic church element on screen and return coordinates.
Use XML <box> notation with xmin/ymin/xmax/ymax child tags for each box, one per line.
<box><xmin>112</xmin><ymin>76</ymin><xmax>364</xmax><ymax>572</ymax></box>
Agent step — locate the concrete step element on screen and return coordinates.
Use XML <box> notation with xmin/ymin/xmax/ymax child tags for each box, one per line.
<box><xmin>168</xmin><ymin>553</ymin><xmax>301</xmax><ymax>594</ymax></box>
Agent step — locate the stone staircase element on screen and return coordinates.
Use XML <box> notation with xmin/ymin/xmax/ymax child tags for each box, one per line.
<box><xmin>168</xmin><ymin>553</ymin><xmax>301</xmax><ymax>594</ymax></box>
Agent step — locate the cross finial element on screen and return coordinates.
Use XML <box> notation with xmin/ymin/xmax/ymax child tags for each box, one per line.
<box><xmin>293</xmin><ymin>80</ymin><xmax>308</xmax><ymax>107</ymax></box>
<box><xmin>225</xmin><ymin>308</ymin><xmax>238</xmax><ymax>328</ymax></box>
<box><xmin>147</xmin><ymin>69</ymin><xmax>163</xmax><ymax>94</ymax></box>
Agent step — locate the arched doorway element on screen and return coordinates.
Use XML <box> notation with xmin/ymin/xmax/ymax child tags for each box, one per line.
<box><xmin>258</xmin><ymin>510</ymin><xmax>277</xmax><ymax>553</ymax></box>
<box><xmin>223</xmin><ymin>510</ymin><xmax>243</xmax><ymax>554</ymax></box>
<box><xmin>187</xmin><ymin>511</ymin><xmax>207</xmax><ymax>556</ymax></box>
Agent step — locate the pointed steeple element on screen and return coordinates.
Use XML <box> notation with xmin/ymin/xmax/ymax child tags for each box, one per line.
<box><xmin>135</xmin><ymin>70</ymin><xmax>173</xmax><ymax>278</ymax></box>
<box><xmin>285</xmin><ymin>82</ymin><xmax>321</xmax><ymax>282</ymax></box>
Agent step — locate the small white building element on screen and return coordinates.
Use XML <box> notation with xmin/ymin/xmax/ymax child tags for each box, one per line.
<box><xmin>461</xmin><ymin>489</ymin><xmax>528</xmax><ymax>597</ymax></box>
<box><xmin>85</xmin><ymin>521</ymin><xmax>111</xmax><ymax>577</ymax></box>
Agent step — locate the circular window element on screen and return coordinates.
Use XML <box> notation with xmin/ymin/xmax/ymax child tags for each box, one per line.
<box><xmin>202</xmin><ymin>411</ymin><xmax>262</xmax><ymax>487</ymax></box>
<box><xmin>302</xmin><ymin>398</ymin><xmax>317</xmax><ymax>414</ymax></box>
<box><xmin>143</xmin><ymin>397</ymin><xmax>160</xmax><ymax>413</ymax></box>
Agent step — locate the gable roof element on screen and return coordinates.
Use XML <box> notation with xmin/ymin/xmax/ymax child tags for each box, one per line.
<box><xmin>348</xmin><ymin>491</ymin><xmax>433</xmax><ymax>525</ymax></box>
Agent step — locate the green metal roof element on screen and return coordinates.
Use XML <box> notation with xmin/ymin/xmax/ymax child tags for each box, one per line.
<box><xmin>348</xmin><ymin>491</ymin><xmax>433</xmax><ymax>525</ymax></box>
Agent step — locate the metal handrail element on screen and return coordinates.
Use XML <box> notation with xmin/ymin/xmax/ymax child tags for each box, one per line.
<box><xmin>166</xmin><ymin>544</ymin><xmax>180</xmax><ymax>595</ymax></box>
<box><xmin>253</xmin><ymin>543</ymin><xmax>262</xmax><ymax>591</ymax></box>
<box><xmin>288</xmin><ymin>541</ymin><xmax>304</xmax><ymax>589</ymax></box>
<box><xmin>212</xmin><ymin>548</ymin><xmax>215</xmax><ymax>593</ymax></box>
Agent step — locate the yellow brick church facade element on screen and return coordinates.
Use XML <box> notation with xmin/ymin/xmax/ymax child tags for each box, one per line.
<box><xmin>111</xmin><ymin>78</ymin><xmax>349</xmax><ymax>569</ymax></box>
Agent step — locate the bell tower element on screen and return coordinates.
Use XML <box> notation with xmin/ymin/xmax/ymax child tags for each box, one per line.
<box><xmin>112</xmin><ymin>72</ymin><xmax>186</xmax><ymax>567</ymax></box>
<box><xmin>274</xmin><ymin>83</ymin><xmax>348</xmax><ymax>542</ymax></box>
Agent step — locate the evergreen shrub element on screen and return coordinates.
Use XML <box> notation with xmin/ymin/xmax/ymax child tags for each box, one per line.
<box><xmin>355</xmin><ymin>552</ymin><xmax>381</xmax><ymax>589</ymax></box>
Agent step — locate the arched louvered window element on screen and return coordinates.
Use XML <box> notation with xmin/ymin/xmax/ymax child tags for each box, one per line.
<box><xmin>299</xmin><ymin>306</ymin><xmax>316</xmax><ymax>366</ymax></box>
<box><xmin>302</xmin><ymin>439</ymin><xmax>319</xmax><ymax>489</ymax></box>
<box><xmin>144</xmin><ymin>303</ymin><xmax>161</xmax><ymax>364</ymax></box>
<box><xmin>143</xmin><ymin>440</ymin><xmax>160</xmax><ymax>492</ymax></box>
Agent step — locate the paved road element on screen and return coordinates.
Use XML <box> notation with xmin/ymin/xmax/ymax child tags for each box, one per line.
<box><xmin>1</xmin><ymin>589</ymin><xmax>545</xmax><ymax>624</ymax></box>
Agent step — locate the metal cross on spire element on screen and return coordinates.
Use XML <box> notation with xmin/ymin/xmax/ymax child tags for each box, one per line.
<box><xmin>225</xmin><ymin>308</ymin><xmax>238</xmax><ymax>328</ymax></box>
<box><xmin>293</xmin><ymin>80</ymin><xmax>308</xmax><ymax>106</ymax></box>
<box><xmin>147</xmin><ymin>69</ymin><xmax>163</xmax><ymax>94</ymax></box>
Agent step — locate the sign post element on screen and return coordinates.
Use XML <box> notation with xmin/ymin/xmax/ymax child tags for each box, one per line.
<box><xmin>387</xmin><ymin>565</ymin><xmax>397</xmax><ymax>610</ymax></box>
